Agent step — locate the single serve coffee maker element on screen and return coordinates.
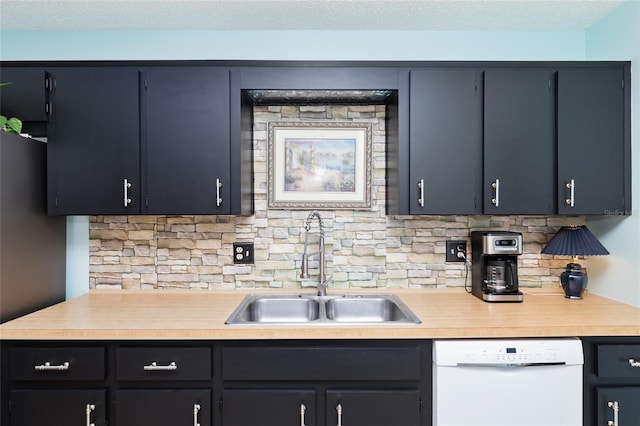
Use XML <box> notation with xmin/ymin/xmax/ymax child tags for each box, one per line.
<box><xmin>471</xmin><ymin>231</ymin><xmax>523</xmax><ymax>302</ymax></box>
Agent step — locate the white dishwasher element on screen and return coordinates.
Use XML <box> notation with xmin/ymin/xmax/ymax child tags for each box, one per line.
<box><xmin>433</xmin><ymin>338</ymin><xmax>583</xmax><ymax>426</ymax></box>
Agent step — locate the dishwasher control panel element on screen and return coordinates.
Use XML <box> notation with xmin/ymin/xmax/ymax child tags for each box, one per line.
<box><xmin>433</xmin><ymin>338</ymin><xmax>584</xmax><ymax>366</ymax></box>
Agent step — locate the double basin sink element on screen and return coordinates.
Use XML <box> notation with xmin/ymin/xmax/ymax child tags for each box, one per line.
<box><xmin>225</xmin><ymin>293</ymin><xmax>421</xmax><ymax>325</ymax></box>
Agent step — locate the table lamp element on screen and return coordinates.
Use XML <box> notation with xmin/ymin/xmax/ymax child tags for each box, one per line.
<box><xmin>541</xmin><ymin>225</ymin><xmax>609</xmax><ymax>300</ymax></box>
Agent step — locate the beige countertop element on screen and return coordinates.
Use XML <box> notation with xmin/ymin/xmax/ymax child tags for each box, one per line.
<box><xmin>1</xmin><ymin>288</ymin><xmax>640</xmax><ymax>340</ymax></box>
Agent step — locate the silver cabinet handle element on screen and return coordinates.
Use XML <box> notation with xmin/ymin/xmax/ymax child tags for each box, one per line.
<box><xmin>123</xmin><ymin>178</ymin><xmax>132</xmax><ymax>207</ymax></box>
<box><xmin>418</xmin><ymin>179</ymin><xmax>424</xmax><ymax>207</ymax></box>
<box><xmin>336</xmin><ymin>403</ymin><xmax>342</xmax><ymax>426</ymax></box>
<box><xmin>565</xmin><ymin>179</ymin><xmax>575</xmax><ymax>207</ymax></box>
<box><xmin>629</xmin><ymin>358</ymin><xmax>640</xmax><ymax>367</ymax></box>
<box><xmin>143</xmin><ymin>361</ymin><xmax>177</xmax><ymax>371</ymax></box>
<box><xmin>34</xmin><ymin>361</ymin><xmax>70</xmax><ymax>371</ymax></box>
<box><xmin>300</xmin><ymin>403</ymin><xmax>306</xmax><ymax>426</ymax></box>
<box><xmin>193</xmin><ymin>403</ymin><xmax>201</xmax><ymax>426</ymax></box>
<box><xmin>607</xmin><ymin>400</ymin><xmax>619</xmax><ymax>426</ymax></box>
<box><xmin>216</xmin><ymin>178</ymin><xmax>223</xmax><ymax>207</ymax></box>
<box><xmin>86</xmin><ymin>404</ymin><xmax>96</xmax><ymax>426</ymax></box>
<box><xmin>491</xmin><ymin>179</ymin><xmax>500</xmax><ymax>207</ymax></box>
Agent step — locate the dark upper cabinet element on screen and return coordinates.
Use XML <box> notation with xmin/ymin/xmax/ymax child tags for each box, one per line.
<box><xmin>409</xmin><ymin>69</ymin><xmax>483</xmax><ymax>214</ymax></box>
<box><xmin>0</xmin><ymin>67</ymin><xmax>50</xmax><ymax>122</ymax></box>
<box><xmin>48</xmin><ymin>67</ymin><xmax>141</xmax><ymax>215</ymax></box>
<box><xmin>483</xmin><ymin>68</ymin><xmax>556</xmax><ymax>215</ymax></box>
<box><xmin>142</xmin><ymin>67</ymin><xmax>231</xmax><ymax>214</ymax></box>
<box><xmin>557</xmin><ymin>67</ymin><xmax>629</xmax><ymax>215</ymax></box>
<box><xmin>47</xmin><ymin>65</ymin><xmax>250</xmax><ymax>215</ymax></box>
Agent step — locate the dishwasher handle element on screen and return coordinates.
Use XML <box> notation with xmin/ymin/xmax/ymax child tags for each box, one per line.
<box><xmin>456</xmin><ymin>362</ymin><xmax>567</xmax><ymax>368</ymax></box>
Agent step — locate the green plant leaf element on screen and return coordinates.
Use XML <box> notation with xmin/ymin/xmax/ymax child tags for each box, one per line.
<box><xmin>1</xmin><ymin>115</ymin><xmax>22</xmax><ymax>134</ymax></box>
<box><xmin>5</xmin><ymin>117</ymin><xmax>23</xmax><ymax>134</ymax></box>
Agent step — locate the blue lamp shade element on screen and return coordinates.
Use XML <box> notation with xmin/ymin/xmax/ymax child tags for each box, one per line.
<box><xmin>541</xmin><ymin>226</ymin><xmax>609</xmax><ymax>300</ymax></box>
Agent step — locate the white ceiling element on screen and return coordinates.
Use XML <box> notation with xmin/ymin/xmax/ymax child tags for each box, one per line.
<box><xmin>0</xmin><ymin>0</ymin><xmax>627</xmax><ymax>32</ymax></box>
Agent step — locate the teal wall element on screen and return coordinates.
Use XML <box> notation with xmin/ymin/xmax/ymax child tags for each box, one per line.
<box><xmin>1</xmin><ymin>18</ymin><xmax>634</xmax><ymax>302</ymax></box>
<box><xmin>1</xmin><ymin>30</ymin><xmax>585</xmax><ymax>61</ymax></box>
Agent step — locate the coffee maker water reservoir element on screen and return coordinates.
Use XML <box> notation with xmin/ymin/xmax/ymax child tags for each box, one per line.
<box><xmin>471</xmin><ymin>231</ymin><xmax>523</xmax><ymax>302</ymax></box>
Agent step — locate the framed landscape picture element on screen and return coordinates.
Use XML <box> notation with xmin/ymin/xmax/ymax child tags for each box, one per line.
<box><xmin>268</xmin><ymin>121</ymin><xmax>372</xmax><ymax>209</ymax></box>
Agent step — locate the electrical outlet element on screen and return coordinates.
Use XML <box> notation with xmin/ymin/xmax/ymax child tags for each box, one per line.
<box><xmin>233</xmin><ymin>242</ymin><xmax>254</xmax><ymax>264</ymax></box>
<box><xmin>446</xmin><ymin>240</ymin><xmax>467</xmax><ymax>262</ymax></box>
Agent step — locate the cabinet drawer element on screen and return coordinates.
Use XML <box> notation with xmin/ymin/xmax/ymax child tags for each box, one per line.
<box><xmin>116</xmin><ymin>347</ymin><xmax>212</xmax><ymax>381</ymax></box>
<box><xmin>597</xmin><ymin>345</ymin><xmax>640</xmax><ymax>378</ymax></box>
<box><xmin>9</xmin><ymin>347</ymin><xmax>105</xmax><ymax>381</ymax></box>
<box><xmin>223</xmin><ymin>345</ymin><xmax>422</xmax><ymax>381</ymax></box>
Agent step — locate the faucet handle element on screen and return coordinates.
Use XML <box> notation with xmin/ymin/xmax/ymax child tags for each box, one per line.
<box><xmin>300</xmin><ymin>254</ymin><xmax>310</xmax><ymax>279</ymax></box>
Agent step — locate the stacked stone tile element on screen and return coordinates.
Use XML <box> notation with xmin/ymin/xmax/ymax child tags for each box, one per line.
<box><xmin>89</xmin><ymin>105</ymin><xmax>583</xmax><ymax>290</ymax></box>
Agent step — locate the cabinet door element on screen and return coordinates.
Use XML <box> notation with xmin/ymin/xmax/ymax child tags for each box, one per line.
<box><xmin>484</xmin><ymin>69</ymin><xmax>555</xmax><ymax>214</ymax></box>
<box><xmin>558</xmin><ymin>67</ymin><xmax>626</xmax><ymax>214</ymax></box>
<box><xmin>48</xmin><ymin>67</ymin><xmax>140</xmax><ymax>215</ymax></box>
<box><xmin>326</xmin><ymin>389</ymin><xmax>421</xmax><ymax>426</ymax></box>
<box><xmin>0</xmin><ymin>67</ymin><xmax>49</xmax><ymax>122</ymax></box>
<box><xmin>597</xmin><ymin>387</ymin><xmax>640</xmax><ymax>425</ymax></box>
<box><xmin>10</xmin><ymin>389</ymin><xmax>106</xmax><ymax>426</ymax></box>
<box><xmin>142</xmin><ymin>67</ymin><xmax>230</xmax><ymax>214</ymax></box>
<box><xmin>222</xmin><ymin>389</ymin><xmax>316</xmax><ymax>426</ymax></box>
<box><xmin>115</xmin><ymin>389</ymin><xmax>211</xmax><ymax>426</ymax></box>
<box><xmin>409</xmin><ymin>69</ymin><xmax>482</xmax><ymax>214</ymax></box>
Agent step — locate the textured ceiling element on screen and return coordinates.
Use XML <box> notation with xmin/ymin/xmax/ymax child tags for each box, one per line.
<box><xmin>0</xmin><ymin>0</ymin><xmax>627</xmax><ymax>31</ymax></box>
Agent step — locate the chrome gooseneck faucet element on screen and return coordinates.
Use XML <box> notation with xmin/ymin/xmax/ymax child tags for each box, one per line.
<box><xmin>300</xmin><ymin>210</ymin><xmax>328</xmax><ymax>296</ymax></box>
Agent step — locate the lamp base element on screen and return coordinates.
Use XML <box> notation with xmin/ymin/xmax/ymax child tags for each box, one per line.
<box><xmin>560</xmin><ymin>263</ymin><xmax>588</xmax><ymax>300</ymax></box>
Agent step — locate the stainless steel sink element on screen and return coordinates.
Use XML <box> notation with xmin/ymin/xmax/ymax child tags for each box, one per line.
<box><xmin>225</xmin><ymin>294</ymin><xmax>420</xmax><ymax>325</ymax></box>
<box><xmin>325</xmin><ymin>296</ymin><xmax>417</xmax><ymax>323</ymax></box>
<box><xmin>225</xmin><ymin>295</ymin><xmax>320</xmax><ymax>324</ymax></box>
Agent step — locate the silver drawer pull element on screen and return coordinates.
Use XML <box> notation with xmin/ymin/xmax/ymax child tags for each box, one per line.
<box><xmin>629</xmin><ymin>358</ymin><xmax>640</xmax><ymax>367</ymax></box>
<box><xmin>300</xmin><ymin>403</ymin><xmax>306</xmax><ymax>426</ymax></box>
<box><xmin>336</xmin><ymin>403</ymin><xmax>342</xmax><ymax>426</ymax></box>
<box><xmin>216</xmin><ymin>178</ymin><xmax>223</xmax><ymax>207</ymax></box>
<box><xmin>143</xmin><ymin>361</ymin><xmax>177</xmax><ymax>371</ymax></box>
<box><xmin>34</xmin><ymin>361</ymin><xmax>70</xmax><ymax>371</ymax></box>
<box><xmin>418</xmin><ymin>179</ymin><xmax>424</xmax><ymax>207</ymax></box>
<box><xmin>607</xmin><ymin>400</ymin><xmax>619</xmax><ymax>426</ymax></box>
<box><xmin>123</xmin><ymin>178</ymin><xmax>132</xmax><ymax>207</ymax></box>
<box><xmin>193</xmin><ymin>403</ymin><xmax>201</xmax><ymax>426</ymax></box>
<box><xmin>491</xmin><ymin>178</ymin><xmax>500</xmax><ymax>207</ymax></box>
<box><xmin>86</xmin><ymin>404</ymin><xmax>96</xmax><ymax>426</ymax></box>
<box><xmin>565</xmin><ymin>179</ymin><xmax>575</xmax><ymax>207</ymax></box>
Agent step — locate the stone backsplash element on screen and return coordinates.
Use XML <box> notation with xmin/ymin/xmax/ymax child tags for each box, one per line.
<box><xmin>89</xmin><ymin>105</ymin><xmax>585</xmax><ymax>290</ymax></box>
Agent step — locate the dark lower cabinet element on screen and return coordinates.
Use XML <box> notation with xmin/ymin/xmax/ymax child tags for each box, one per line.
<box><xmin>222</xmin><ymin>389</ymin><xmax>316</xmax><ymax>426</ymax></box>
<box><xmin>221</xmin><ymin>341</ymin><xmax>429</xmax><ymax>426</ymax></box>
<box><xmin>2</xmin><ymin>340</ymin><xmax>430</xmax><ymax>426</ymax></box>
<box><xmin>596</xmin><ymin>387</ymin><xmax>640</xmax><ymax>425</ymax></box>
<box><xmin>583</xmin><ymin>338</ymin><xmax>640</xmax><ymax>426</ymax></box>
<box><xmin>115</xmin><ymin>389</ymin><xmax>211</xmax><ymax>426</ymax></box>
<box><xmin>10</xmin><ymin>389</ymin><xmax>106</xmax><ymax>426</ymax></box>
<box><xmin>326</xmin><ymin>389</ymin><xmax>421</xmax><ymax>426</ymax></box>
<box><xmin>221</xmin><ymin>389</ymin><xmax>420</xmax><ymax>426</ymax></box>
